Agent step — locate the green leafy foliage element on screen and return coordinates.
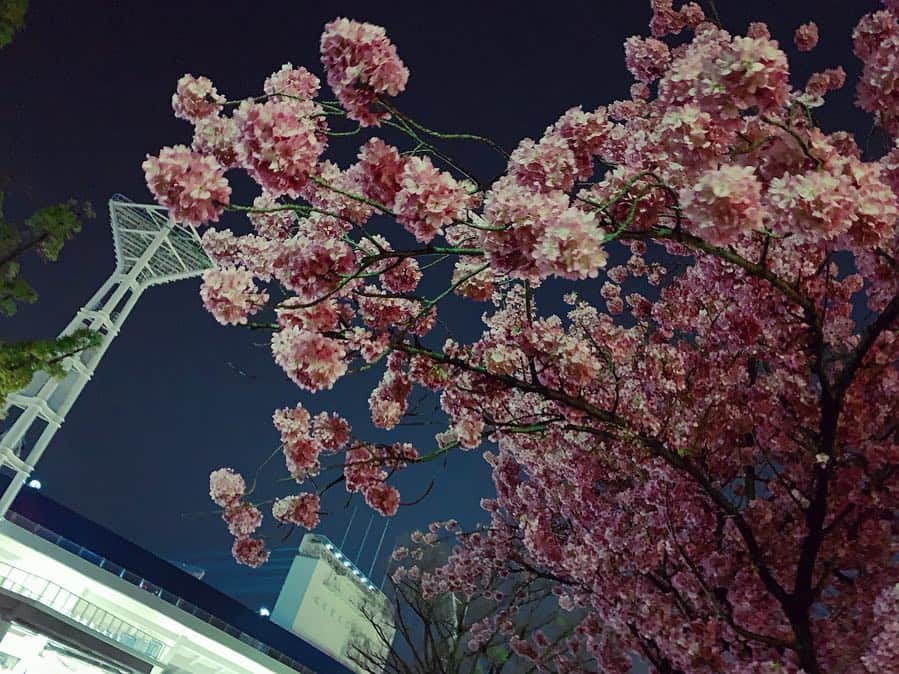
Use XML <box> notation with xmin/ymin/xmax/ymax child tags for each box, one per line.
<box><xmin>0</xmin><ymin>192</ymin><xmax>92</xmax><ymax>316</ymax></box>
<box><xmin>0</xmin><ymin>191</ymin><xmax>96</xmax><ymax>411</ymax></box>
<box><xmin>0</xmin><ymin>0</ymin><xmax>27</xmax><ymax>49</ymax></box>
<box><xmin>0</xmin><ymin>329</ymin><xmax>101</xmax><ymax>404</ymax></box>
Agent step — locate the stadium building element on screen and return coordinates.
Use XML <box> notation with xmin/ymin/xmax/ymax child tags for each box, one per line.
<box><xmin>0</xmin><ymin>478</ymin><xmax>359</xmax><ymax>674</ymax></box>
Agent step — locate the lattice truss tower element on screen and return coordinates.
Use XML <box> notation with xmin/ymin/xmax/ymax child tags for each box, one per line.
<box><xmin>0</xmin><ymin>195</ymin><xmax>213</xmax><ymax>513</ymax></box>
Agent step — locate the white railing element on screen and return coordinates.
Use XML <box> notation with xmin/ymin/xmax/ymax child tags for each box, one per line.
<box><xmin>4</xmin><ymin>511</ymin><xmax>317</xmax><ymax>673</ymax></box>
<box><xmin>0</xmin><ymin>561</ymin><xmax>167</xmax><ymax>661</ymax></box>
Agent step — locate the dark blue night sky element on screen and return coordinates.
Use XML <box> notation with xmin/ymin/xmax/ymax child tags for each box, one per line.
<box><xmin>0</xmin><ymin>0</ymin><xmax>882</xmax><ymax>611</ymax></box>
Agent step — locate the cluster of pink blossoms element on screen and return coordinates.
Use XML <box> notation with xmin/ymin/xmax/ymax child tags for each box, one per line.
<box><xmin>624</xmin><ymin>36</ymin><xmax>672</xmax><ymax>83</ymax></box>
<box><xmin>231</xmin><ymin>537</ymin><xmax>269</xmax><ymax>568</ymax></box>
<box><xmin>394</xmin><ymin>156</ymin><xmax>473</xmax><ymax>242</ymax></box>
<box><xmin>263</xmin><ymin>62</ymin><xmax>320</xmax><ymax>100</ymax></box>
<box><xmin>208</xmin><ymin>468</ymin><xmax>268</xmax><ymax>567</ymax></box>
<box><xmin>273</xmin><ymin>404</ymin><xmax>320</xmax><ymax>479</ymax></box>
<box><xmin>680</xmin><ymin>165</ymin><xmax>765</xmax><ymax>245</ymax></box>
<box><xmin>171</xmin><ymin>74</ymin><xmax>224</xmax><ymax>122</ymax></box>
<box><xmin>369</xmin><ymin>353</ymin><xmax>412</xmax><ymax>430</ymax></box>
<box><xmin>319</xmin><ymin>18</ymin><xmax>409</xmax><ymax>126</ymax></box>
<box><xmin>483</xmin><ymin>174</ymin><xmax>608</xmax><ymax>282</ymax></box>
<box><xmin>233</xmin><ymin>98</ymin><xmax>325</xmax><ymax>198</ymax></box>
<box><xmin>271</xmin><ymin>327</ymin><xmax>348</xmax><ymax>392</ymax></box>
<box><xmin>272</xmin><ymin>493</ymin><xmax>320</xmax><ymax>529</ymax></box>
<box><xmin>222</xmin><ymin>502</ymin><xmax>262</xmax><ymax>537</ymax></box>
<box><xmin>199</xmin><ymin>267</ymin><xmax>268</xmax><ymax>326</ymax></box>
<box><xmin>794</xmin><ymin>21</ymin><xmax>820</xmax><ymax>52</ymax></box>
<box><xmin>649</xmin><ymin>0</ymin><xmax>705</xmax><ymax>38</ymax></box>
<box><xmin>854</xmin><ymin>10</ymin><xmax>899</xmax><ymax>137</ymax></box>
<box><xmin>142</xmin><ymin>146</ymin><xmax>230</xmax><ymax>226</ymax></box>
<box><xmin>209</xmin><ymin>467</ymin><xmax>244</xmax><ymax>507</ymax></box>
<box><xmin>191</xmin><ymin>115</ymin><xmax>239</xmax><ymax>168</ymax></box>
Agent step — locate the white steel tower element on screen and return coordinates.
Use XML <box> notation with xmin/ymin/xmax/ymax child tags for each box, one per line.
<box><xmin>0</xmin><ymin>195</ymin><xmax>213</xmax><ymax>515</ymax></box>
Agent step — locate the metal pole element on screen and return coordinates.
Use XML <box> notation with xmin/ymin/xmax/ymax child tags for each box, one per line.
<box><xmin>369</xmin><ymin>519</ymin><xmax>389</xmax><ymax>579</ymax></box>
<box><xmin>379</xmin><ymin>545</ymin><xmax>395</xmax><ymax>591</ymax></box>
<box><xmin>356</xmin><ymin>515</ymin><xmax>374</xmax><ymax>566</ymax></box>
<box><xmin>339</xmin><ymin>504</ymin><xmax>358</xmax><ymax>551</ymax></box>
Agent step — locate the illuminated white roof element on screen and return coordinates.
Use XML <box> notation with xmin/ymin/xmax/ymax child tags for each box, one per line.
<box><xmin>109</xmin><ymin>195</ymin><xmax>212</xmax><ymax>287</ymax></box>
<box><xmin>0</xmin><ymin>519</ymin><xmax>305</xmax><ymax>674</ymax></box>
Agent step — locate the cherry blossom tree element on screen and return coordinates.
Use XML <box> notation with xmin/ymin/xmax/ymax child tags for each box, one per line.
<box><xmin>352</xmin><ymin>526</ymin><xmax>591</xmax><ymax>674</ymax></box>
<box><xmin>149</xmin><ymin>2</ymin><xmax>899</xmax><ymax>671</ymax></box>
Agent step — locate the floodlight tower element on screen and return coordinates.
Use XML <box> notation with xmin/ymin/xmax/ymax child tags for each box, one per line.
<box><xmin>0</xmin><ymin>195</ymin><xmax>213</xmax><ymax>515</ymax></box>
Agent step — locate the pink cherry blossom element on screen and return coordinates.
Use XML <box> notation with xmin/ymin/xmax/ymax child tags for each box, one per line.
<box><xmin>209</xmin><ymin>467</ymin><xmax>245</xmax><ymax>508</ymax></box>
<box><xmin>394</xmin><ymin>156</ymin><xmax>471</xmax><ymax>243</ymax></box>
<box><xmin>881</xmin><ymin>139</ymin><xmax>899</xmax><ymax>195</ymax></box>
<box><xmin>300</xmin><ymin>160</ymin><xmax>373</xmax><ymax>225</ymax></box>
<box><xmin>200</xmin><ymin>267</ymin><xmax>268</xmax><ymax>326</ymax></box>
<box><xmin>200</xmin><ymin>228</ymin><xmax>241</xmax><ymax>267</ymax></box>
<box><xmin>353</xmin><ymin>137</ymin><xmax>407</xmax><ymax>205</ymax></box>
<box><xmin>142</xmin><ymin>145</ymin><xmax>230</xmax><ymax>226</ymax></box>
<box><xmin>794</xmin><ymin>22</ymin><xmax>819</xmax><ymax>52</ymax></box>
<box><xmin>624</xmin><ymin>36</ymin><xmax>672</xmax><ymax>83</ymax></box>
<box><xmin>549</xmin><ymin>106</ymin><xmax>612</xmax><ymax>180</ymax></box>
<box><xmin>171</xmin><ymin>74</ymin><xmax>224</xmax><ymax>122</ymax></box>
<box><xmin>320</xmin><ymin>18</ymin><xmax>409</xmax><ymax>126</ymax></box>
<box><xmin>680</xmin><ymin>165</ymin><xmax>766</xmax><ymax>245</ymax></box>
<box><xmin>247</xmin><ymin>192</ymin><xmax>296</xmax><ymax>240</ymax></box>
<box><xmin>747</xmin><ymin>22</ymin><xmax>771</xmax><ymax>40</ymax></box>
<box><xmin>766</xmin><ymin>170</ymin><xmax>856</xmax><ymax>240</ymax></box>
<box><xmin>369</xmin><ymin>355</ymin><xmax>412</xmax><ymax>429</ymax></box>
<box><xmin>233</xmin><ymin>98</ymin><xmax>325</xmax><ymax>197</ymax></box>
<box><xmin>231</xmin><ymin>537</ymin><xmax>269</xmax><ymax>568</ymax></box>
<box><xmin>271</xmin><ymin>326</ymin><xmax>348</xmax><ymax>392</ymax></box>
<box><xmin>273</xmin><ymin>403</ymin><xmax>323</xmax><ymax>479</ymax></box>
<box><xmin>381</xmin><ymin>257</ymin><xmax>422</xmax><ymax>293</ymax></box>
<box><xmin>482</xmin><ymin>175</ymin><xmax>570</xmax><ymax>281</ymax></box>
<box><xmin>344</xmin><ymin>445</ymin><xmax>387</xmax><ymax>493</ymax></box>
<box><xmin>311</xmin><ymin>412</ymin><xmax>351</xmax><ymax>451</ymax></box>
<box><xmin>660</xmin><ymin>29</ymin><xmax>790</xmax><ymax>120</ymax></box>
<box><xmin>533</xmin><ymin>206</ymin><xmax>608</xmax><ymax>280</ymax></box>
<box><xmin>222</xmin><ymin>502</ymin><xmax>263</xmax><ymax>537</ymax></box>
<box><xmin>508</xmin><ymin>133</ymin><xmax>577</xmax><ymax>193</ymax></box>
<box><xmin>649</xmin><ymin>0</ymin><xmax>686</xmax><ymax>38</ymax></box>
<box><xmin>263</xmin><ymin>63</ymin><xmax>320</xmax><ymax>100</ymax></box>
<box><xmin>452</xmin><ymin>258</ymin><xmax>496</xmax><ymax>301</ymax></box>
<box><xmin>192</xmin><ymin>115</ymin><xmax>239</xmax><ymax>168</ymax></box>
<box><xmin>363</xmin><ymin>482</ymin><xmax>400</xmax><ymax>516</ymax></box>
<box><xmin>805</xmin><ymin>67</ymin><xmax>846</xmax><ymax>100</ymax></box>
<box><xmin>853</xmin><ymin>10</ymin><xmax>899</xmax><ymax>138</ymax></box>
<box><xmin>862</xmin><ymin>583</ymin><xmax>899</xmax><ymax>672</ymax></box>
<box><xmin>272</xmin><ymin>493</ymin><xmax>320</xmax><ymax>529</ymax></box>
<box><xmin>272</xmin><ymin>234</ymin><xmax>355</xmax><ymax>304</ymax></box>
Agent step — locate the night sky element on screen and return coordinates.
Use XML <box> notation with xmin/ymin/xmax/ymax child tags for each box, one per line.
<box><xmin>0</xmin><ymin>0</ymin><xmax>883</xmax><ymax>611</ymax></box>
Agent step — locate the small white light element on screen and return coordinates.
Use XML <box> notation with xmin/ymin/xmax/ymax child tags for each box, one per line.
<box><xmin>27</xmin><ymin>479</ymin><xmax>41</xmax><ymax>490</ymax></box>
<box><xmin>342</xmin><ymin>560</ymin><xmax>352</xmax><ymax>567</ymax></box>
<box><xmin>334</xmin><ymin>551</ymin><xmax>344</xmax><ymax>559</ymax></box>
<box><xmin>325</xmin><ymin>544</ymin><xmax>334</xmax><ymax>550</ymax></box>
<box><xmin>352</xmin><ymin>569</ymin><xmax>362</xmax><ymax>577</ymax></box>
<box><xmin>258</xmin><ymin>607</ymin><xmax>271</xmax><ymax>617</ymax></box>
